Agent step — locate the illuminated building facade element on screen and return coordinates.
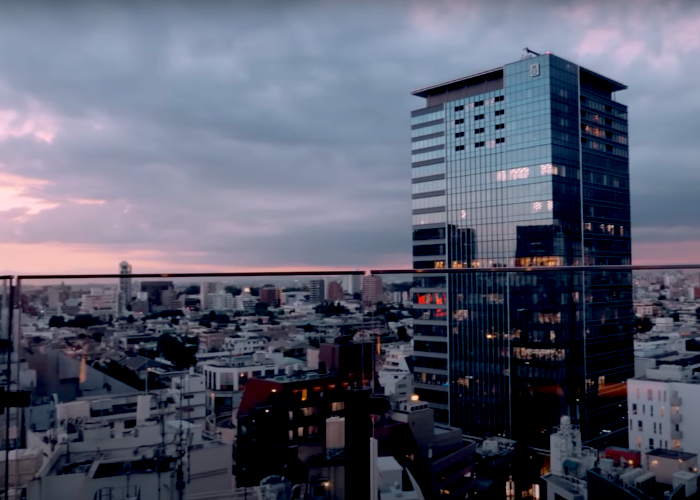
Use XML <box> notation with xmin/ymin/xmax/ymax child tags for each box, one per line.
<box><xmin>410</xmin><ymin>53</ymin><xmax>633</xmax><ymax>446</ymax></box>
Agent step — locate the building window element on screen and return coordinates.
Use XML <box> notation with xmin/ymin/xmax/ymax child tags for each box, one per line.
<box><xmin>651</xmin><ymin>406</ymin><xmax>654</xmax><ymax>417</ymax></box>
<box><xmin>455</xmin><ymin>145</ymin><xmax>465</xmax><ymax>151</ymax></box>
<box><xmin>637</xmin><ymin>436</ymin><xmax>642</xmax><ymax>448</ymax></box>
<box><xmin>298</xmin><ymin>427</ymin><xmax>304</xmax><ymax>437</ymax></box>
<box><xmin>495</xmin><ymin>138</ymin><xmax>505</xmax><ymax>144</ymax></box>
<box><xmin>495</xmin><ymin>96</ymin><xmax>504</xmax><ymax>102</ymax></box>
<box><xmin>289</xmin><ymin>430</ymin><xmax>294</xmax><ymax>441</ymax></box>
<box><xmin>649</xmin><ymin>438</ymin><xmax>654</xmax><ymax>449</ymax></box>
<box><xmin>455</xmin><ymin>132</ymin><xmax>464</xmax><ymax>138</ymax></box>
<box><xmin>660</xmin><ymin>423</ymin><xmax>662</xmax><ymax>434</ymax></box>
<box><xmin>475</xmin><ymin>114</ymin><xmax>484</xmax><ymax>121</ymax></box>
<box><xmin>661</xmin><ymin>406</ymin><xmax>665</xmax><ymax>417</ymax></box>
<box><xmin>632</xmin><ymin>404</ymin><xmax>637</xmax><ymax>415</ymax></box>
<box><xmin>455</xmin><ymin>105</ymin><xmax>464</xmax><ymax>112</ymax></box>
<box><xmin>474</xmin><ymin>141</ymin><xmax>484</xmax><ymax>148</ymax></box>
<box><xmin>455</xmin><ymin>119</ymin><xmax>464</xmax><ymax>125</ymax></box>
<box><xmin>636</xmin><ymin>388</ymin><xmax>640</xmax><ymax>399</ymax></box>
<box><xmin>648</xmin><ymin>389</ymin><xmax>653</xmax><ymax>401</ymax></box>
<box><xmin>475</xmin><ymin>128</ymin><xmax>484</xmax><ymax>134</ymax></box>
<box><xmin>654</xmin><ymin>422</ymin><xmax>657</xmax><ymax>434</ymax></box>
<box><xmin>674</xmin><ymin>440</ymin><xmax>681</xmax><ymax>448</ymax></box>
<box><xmin>495</xmin><ymin>110</ymin><xmax>504</xmax><ymax>116</ymax></box>
<box><xmin>495</xmin><ymin>124</ymin><xmax>505</xmax><ymax>130</ymax></box>
<box><xmin>638</xmin><ymin>421</ymin><xmax>643</xmax><ymax>431</ymax></box>
<box><xmin>643</xmin><ymin>405</ymin><xmax>645</xmax><ymax>415</ymax></box>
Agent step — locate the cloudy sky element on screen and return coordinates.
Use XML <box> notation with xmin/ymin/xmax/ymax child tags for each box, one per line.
<box><xmin>0</xmin><ymin>0</ymin><xmax>699</xmax><ymax>275</ymax></box>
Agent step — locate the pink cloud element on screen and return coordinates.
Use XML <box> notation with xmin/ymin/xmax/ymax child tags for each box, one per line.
<box><xmin>575</xmin><ymin>28</ymin><xmax>622</xmax><ymax>58</ymax></box>
<box><xmin>633</xmin><ymin>241</ymin><xmax>700</xmax><ymax>265</ymax></box>
<box><xmin>70</xmin><ymin>198</ymin><xmax>106</xmax><ymax>205</ymax></box>
<box><xmin>0</xmin><ymin>104</ymin><xmax>57</xmax><ymax>144</ymax></box>
<box><xmin>0</xmin><ymin>171</ymin><xmax>58</xmax><ymax>215</ymax></box>
<box><xmin>613</xmin><ymin>40</ymin><xmax>646</xmax><ymax>67</ymax></box>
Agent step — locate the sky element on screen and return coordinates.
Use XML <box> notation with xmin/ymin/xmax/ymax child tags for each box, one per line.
<box><xmin>0</xmin><ymin>0</ymin><xmax>699</xmax><ymax>275</ymax></box>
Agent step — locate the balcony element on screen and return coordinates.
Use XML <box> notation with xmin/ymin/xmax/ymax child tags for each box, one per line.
<box><xmin>671</xmin><ymin>429</ymin><xmax>683</xmax><ymax>440</ymax></box>
<box><xmin>671</xmin><ymin>412</ymin><xmax>682</xmax><ymax>424</ymax></box>
<box><xmin>670</xmin><ymin>393</ymin><xmax>682</xmax><ymax>406</ymax></box>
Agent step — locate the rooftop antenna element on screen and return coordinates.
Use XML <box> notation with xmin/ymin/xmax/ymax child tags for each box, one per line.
<box><xmin>522</xmin><ymin>47</ymin><xmax>540</xmax><ymax>59</ymax></box>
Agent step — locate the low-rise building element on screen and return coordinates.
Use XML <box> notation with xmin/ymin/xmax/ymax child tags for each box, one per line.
<box><xmin>628</xmin><ymin>353</ymin><xmax>700</xmax><ymax>455</ymax></box>
<box><xmin>223</xmin><ymin>335</ymin><xmax>268</xmax><ymax>355</ymax></box>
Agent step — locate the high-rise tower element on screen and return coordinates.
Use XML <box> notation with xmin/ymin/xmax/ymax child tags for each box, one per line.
<box><xmin>410</xmin><ymin>53</ymin><xmax>633</xmax><ymax>446</ymax></box>
<box><xmin>118</xmin><ymin>261</ymin><xmax>132</xmax><ymax>316</ymax></box>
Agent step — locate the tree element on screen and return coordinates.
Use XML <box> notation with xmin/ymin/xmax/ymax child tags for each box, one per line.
<box><xmin>314</xmin><ymin>301</ymin><xmax>350</xmax><ymax>317</ymax></box>
<box><xmin>65</xmin><ymin>315</ymin><xmax>102</xmax><ymax>329</ymax></box>
<box><xmin>635</xmin><ymin>317</ymin><xmax>653</xmax><ymax>333</ymax></box>
<box><xmin>48</xmin><ymin>316</ymin><xmax>65</xmax><ymax>328</ymax></box>
<box><xmin>225</xmin><ymin>285</ymin><xmax>242</xmax><ymax>296</ymax></box>
<box><xmin>184</xmin><ymin>285</ymin><xmax>200</xmax><ymax>295</ymax></box>
<box><xmin>157</xmin><ymin>333</ymin><xmax>197</xmax><ymax>370</ymax></box>
<box><xmin>397</xmin><ymin>326</ymin><xmax>408</xmax><ymax>341</ymax></box>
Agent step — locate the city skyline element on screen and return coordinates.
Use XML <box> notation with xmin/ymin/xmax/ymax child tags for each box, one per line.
<box><xmin>1</xmin><ymin>1</ymin><xmax>700</xmax><ymax>275</ymax></box>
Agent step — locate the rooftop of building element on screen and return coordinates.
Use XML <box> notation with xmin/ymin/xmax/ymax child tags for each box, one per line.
<box><xmin>411</xmin><ymin>52</ymin><xmax>626</xmax><ymax>99</ymax></box>
<box><xmin>646</xmin><ymin>448</ymin><xmax>696</xmax><ymax>461</ymax></box>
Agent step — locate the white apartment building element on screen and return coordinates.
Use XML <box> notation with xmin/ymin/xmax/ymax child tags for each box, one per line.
<box><xmin>628</xmin><ymin>354</ymin><xmax>700</xmax><ymax>455</ymax></box>
<box><xmin>202</xmin><ymin>352</ymin><xmax>304</xmax><ymax>415</ymax></box>
<box><xmin>223</xmin><ymin>335</ymin><xmax>268</xmax><ymax>355</ymax></box>
<box><xmin>235</xmin><ymin>290</ymin><xmax>258</xmax><ymax>312</ymax></box>
<box><xmin>203</xmin><ymin>291</ymin><xmax>235</xmax><ymax>311</ymax></box>
<box><xmin>200</xmin><ymin>282</ymin><xmax>223</xmax><ymax>309</ymax></box>
<box><xmin>378</xmin><ymin>345</ymin><xmax>414</xmax><ymax>396</ymax></box>
<box><xmin>80</xmin><ymin>288</ymin><xmax>117</xmax><ymax>316</ymax></box>
<box><xmin>22</xmin><ymin>394</ymin><xmax>232</xmax><ymax>500</ymax></box>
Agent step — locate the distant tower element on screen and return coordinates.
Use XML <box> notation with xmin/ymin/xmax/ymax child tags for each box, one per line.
<box><xmin>362</xmin><ymin>276</ymin><xmax>383</xmax><ymax>306</ymax></box>
<box><xmin>118</xmin><ymin>261</ymin><xmax>132</xmax><ymax>316</ymax></box>
<box><xmin>326</xmin><ymin>281</ymin><xmax>344</xmax><ymax>302</ymax></box>
<box><xmin>309</xmin><ymin>279</ymin><xmax>326</xmax><ymax>303</ymax></box>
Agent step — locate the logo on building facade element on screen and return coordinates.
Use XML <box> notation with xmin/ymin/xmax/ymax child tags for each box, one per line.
<box><xmin>530</xmin><ymin>63</ymin><xmax>540</xmax><ymax>77</ymax></box>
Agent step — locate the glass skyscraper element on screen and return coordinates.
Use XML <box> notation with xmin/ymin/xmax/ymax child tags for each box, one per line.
<box><xmin>410</xmin><ymin>53</ymin><xmax>633</xmax><ymax>447</ymax></box>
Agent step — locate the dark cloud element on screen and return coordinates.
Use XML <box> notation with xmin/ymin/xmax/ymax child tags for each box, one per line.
<box><xmin>0</xmin><ymin>0</ymin><xmax>699</xmax><ymax>271</ymax></box>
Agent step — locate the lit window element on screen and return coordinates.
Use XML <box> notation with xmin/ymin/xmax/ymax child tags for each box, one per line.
<box><xmin>301</xmin><ymin>389</ymin><xmax>307</xmax><ymax>401</ymax></box>
<box><xmin>533</xmin><ymin>202</ymin><xmax>542</xmax><ymax>213</ymax></box>
<box><xmin>496</xmin><ymin>171</ymin><xmax>507</xmax><ymax>182</ymax></box>
<box><xmin>547</xmin><ymin>200</ymin><xmax>554</xmax><ymax>211</ymax></box>
<box><xmin>661</xmin><ymin>406</ymin><xmax>665</xmax><ymax>417</ymax></box>
<box><xmin>298</xmin><ymin>427</ymin><xmax>304</xmax><ymax>437</ymax></box>
<box><xmin>584</xmin><ymin>223</ymin><xmax>592</xmax><ymax>231</ymax></box>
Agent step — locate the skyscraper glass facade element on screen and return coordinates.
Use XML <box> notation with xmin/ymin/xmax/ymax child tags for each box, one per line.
<box><xmin>411</xmin><ymin>54</ymin><xmax>633</xmax><ymax>446</ymax></box>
